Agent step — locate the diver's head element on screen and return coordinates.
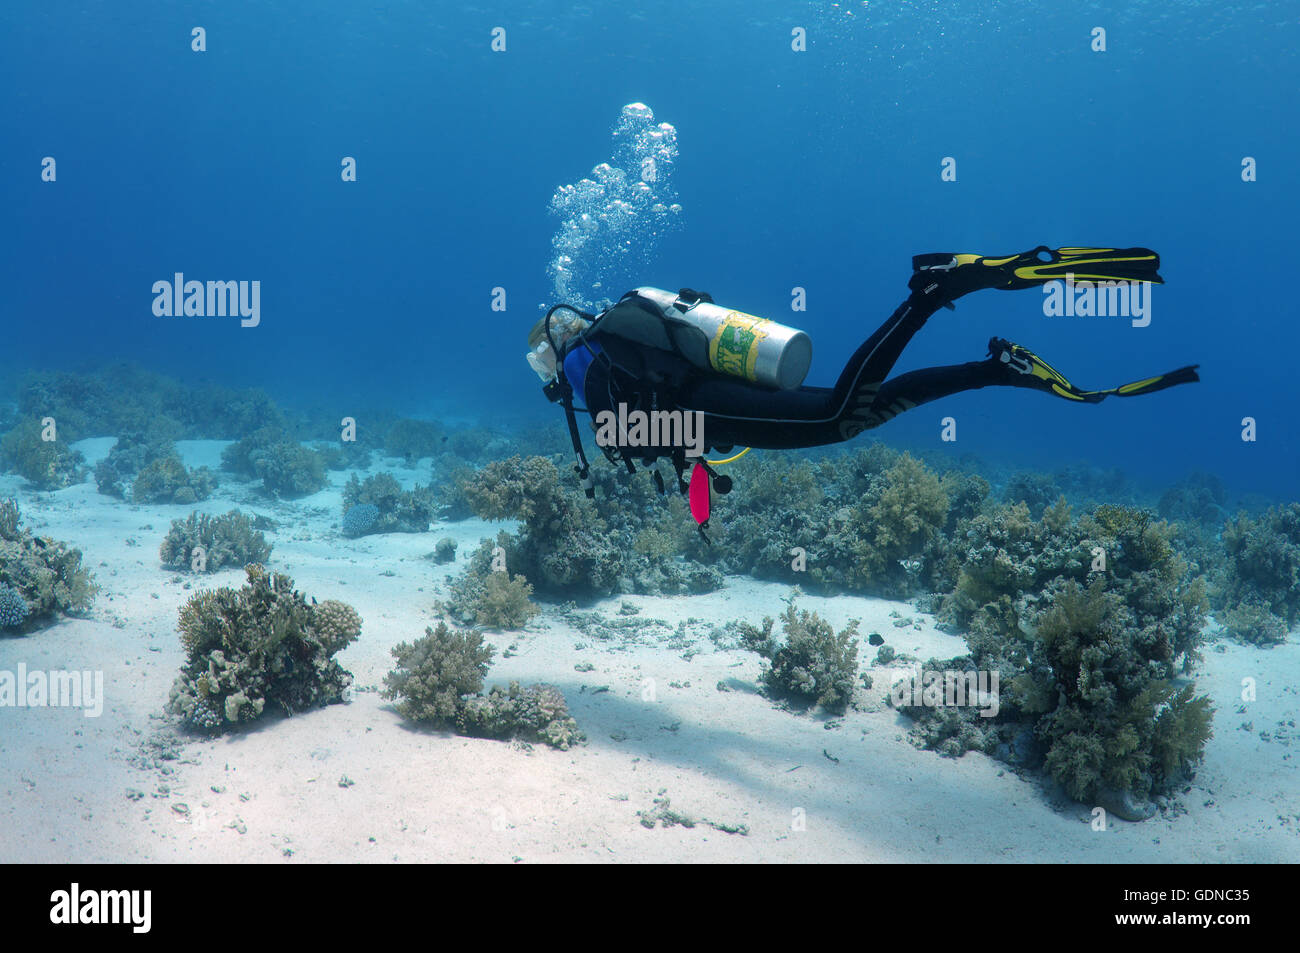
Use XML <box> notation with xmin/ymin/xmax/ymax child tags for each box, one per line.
<box><xmin>526</xmin><ymin>310</ymin><xmax>589</xmax><ymax>382</ymax></box>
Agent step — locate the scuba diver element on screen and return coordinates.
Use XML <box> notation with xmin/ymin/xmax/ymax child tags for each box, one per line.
<box><xmin>527</xmin><ymin>245</ymin><xmax>1199</xmax><ymax>538</ymax></box>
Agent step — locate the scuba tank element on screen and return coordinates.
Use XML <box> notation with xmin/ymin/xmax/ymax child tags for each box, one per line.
<box><xmin>595</xmin><ymin>287</ymin><xmax>812</xmax><ymax>390</ymax></box>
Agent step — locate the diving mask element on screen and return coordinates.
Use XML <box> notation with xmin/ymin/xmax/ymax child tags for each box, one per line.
<box><xmin>527</xmin><ymin>341</ymin><xmax>558</xmax><ymax>381</ymax></box>
<box><xmin>525</xmin><ymin>310</ymin><xmax>589</xmax><ymax>382</ymax></box>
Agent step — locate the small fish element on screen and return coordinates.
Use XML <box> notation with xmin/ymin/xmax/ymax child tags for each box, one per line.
<box><xmin>868</xmin><ymin>633</ymin><xmax>884</xmax><ymax>646</ymax></box>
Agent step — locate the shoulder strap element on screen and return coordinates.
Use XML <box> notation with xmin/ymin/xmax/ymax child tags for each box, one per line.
<box><xmin>543</xmin><ymin>375</ymin><xmax>595</xmax><ymax>498</ymax></box>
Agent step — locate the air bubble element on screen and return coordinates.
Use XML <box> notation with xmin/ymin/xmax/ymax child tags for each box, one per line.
<box><xmin>547</xmin><ymin>103</ymin><xmax>682</xmax><ymax>310</ymax></box>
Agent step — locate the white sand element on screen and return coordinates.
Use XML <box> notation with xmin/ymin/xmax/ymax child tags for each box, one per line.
<box><xmin>1</xmin><ymin>440</ymin><xmax>1297</xmax><ymax>863</ymax></box>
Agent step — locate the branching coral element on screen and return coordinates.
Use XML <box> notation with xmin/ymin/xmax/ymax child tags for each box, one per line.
<box><xmin>341</xmin><ymin>472</ymin><xmax>436</xmax><ymax>535</ymax></box>
<box><xmin>1218</xmin><ymin>600</ymin><xmax>1288</xmax><ymax>646</ymax></box>
<box><xmin>457</xmin><ymin>681</ymin><xmax>584</xmax><ymax>750</ymax></box>
<box><xmin>94</xmin><ymin>432</ymin><xmax>175</xmax><ymax>498</ymax></box>
<box><xmin>900</xmin><ymin>494</ymin><xmax>1213</xmax><ymax>815</ymax></box>
<box><xmin>221</xmin><ymin>428</ymin><xmax>326</xmax><ymax>497</ymax></box>
<box><xmin>220</xmin><ymin>426</ymin><xmax>282</xmax><ymax>477</ymax></box>
<box><xmin>904</xmin><ymin>573</ymin><xmax>1213</xmax><ymax>812</ymax></box>
<box><xmin>159</xmin><ymin>510</ymin><xmax>272</xmax><ymax>572</ymax></box>
<box><xmin>168</xmin><ymin>565</ymin><xmax>360</xmax><ymax>732</ymax></box>
<box><xmin>1033</xmin><ymin>581</ymin><xmax>1214</xmax><ymax>802</ymax></box>
<box><xmin>793</xmin><ymin>452</ymin><xmax>952</xmax><ymax>596</ymax></box>
<box><xmin>382</xmin><ymin>620</ymin><xmax>582</xmax><ymax>748</ymax></box>
<box><xmin>17</xmin><ymin>365</ymin><xmax>285</xmax><ymax>442</ymax></box>
<box><xmin>454</xmin><ymin>451</ymin><xmax>728</xmax><ymax>597</ymax></box>
<box><xmin>739</xmin><ymin>599</ymin><xmax>860</xmax><ymax>714</ymax></box>
<box><xmin>1004</xmin><ymin>471</ymin><xmax>1062</xmax><ymax>520</ymax></box>
<box><xmin>252</xmin><ymin>443</ymin><xmax>327</xmax><ymax>497</ymax></box>
<box><xmin>316</xmin><ymin>441</ymin><xmax>373</xmax><ymax>472</ymax></box>
<box><xmin>439</xmin><ymin>536</ymin><xmax>540</xmax><ymax>630</ymax></box>
<box><xmin>383</xmin><ymin>621</ymin><xmax>492</xmax><ymax>721</ymax></box>
<box><xmin>131</xmin><ymin>453</ymin><xmax>217</xmax><ymax>504</ymax></box>
<box><xmin>477</xmin><ymin>572</ymin><xmax>540</xmax><ymax>629</ymax></box>
<box><xmin>1078</xmin><ymin>506</ymin><xmax>1209</xmax><ymax>672</ymax></box>
<box><xmin>460</xmin><ymin>455</ymin><xmax>625</xmax><ymax>594</ymax></box>
<box><xmin>1158</xmin><ymin>472</ymin><xmax>1228</xmax><ymax>529</ymax></box>
<box><xmin>312</xmin><ymin>599</ymin><xmax>364</xmax><ymax>654</ymax></box>
<box><xmin>1217</xmin><ymin>503</ymin><xmax>1300</xmax><ymax>644</ymax></box>
<box><xmin>431</xmin><ymin>456</ymin><xmax>477</xmax><ymax>520</ymax></box>
<box><xmin>702</xmin><ymin>448</ymin><xmax>953</xmax><ymax>596</ymax></box>
<box><xmin>936</xmin><ymin>501</ymin><xmax>1206</xmax><ymax>674</ymax></box>
<box><xmin>941</xmin><ymin>471</ymin><xmax>991</xmax><ymax>527</ymax></box>
<box><xmin>384</xmin><ymin>418</ymin><xmax>445</xmax><ymax>464</ymax></box>
<box><xmin>0</xmin><ymin>419</ymin><xmax>86</xmax><ymax>490</ymax></box>
<box><xmin>0</xmin><ymin>499</ymin><xmax>95</xmax><ymax>632</ymax></box>
<box><xmin>899</xmin><ymin>662</ymin><xmax>998</xmax><ymax>758</ymax></box>
<box><xmin>862</xmin><ymin>452</ymin><xmax>949</xmax><ymax>576</ymax></box>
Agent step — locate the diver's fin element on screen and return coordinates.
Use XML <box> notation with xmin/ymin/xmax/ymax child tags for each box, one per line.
<box><xmin>989</xmin><ymin>337</ymin><xmax>1199</xmax><ymax>403</ymax></box>
<box><xmin>989</xmin><ymin>337</ymin><xmax>1106</xmax><ymax>402</ymax></box>
<box><xmin>1091</xmin><ymin>364</ymin><xmax>1201</xmax><ymax>399</ymax></box>
<box><xmin>910</xmin><ymin>246</ymin><xmax>1163</xmax><ymax>302</ymax></box>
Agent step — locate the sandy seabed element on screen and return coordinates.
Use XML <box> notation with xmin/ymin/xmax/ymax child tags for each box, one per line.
<box><xmin>1</xmin><ymin>439</ymin><xmax>1297</xmax><ymax>864</ymax></box>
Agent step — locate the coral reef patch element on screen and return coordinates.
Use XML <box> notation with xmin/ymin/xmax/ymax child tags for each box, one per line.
<box><xmin>383</xmin><ymin>620</ymin><xmax>582</xmax><ymax>749</ymax></box>
<box><xmin>167</xmin><ymin>565</ymin><xmax>361</xmax><ymax>733</ymax></box>
<box><xmin>0</xmin><ymin>499</ymin><xmax>95</xmax><ymax>633</ymax></box>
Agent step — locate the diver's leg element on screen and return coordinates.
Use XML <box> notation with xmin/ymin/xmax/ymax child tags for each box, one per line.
<box><xmin>863</xmin><ymin>357</ymin><xmax>1013</xmax><ymax>427</ymax></box>
<box><xmin>681</xmin><ymin>287</ymin><xmax>955</xmax><ymax>449</ymax></box>
<box><xmin>763</xmin><ymin>246</ymin><xmax>1166</xmax><ymax>438</ymax></box>
<box><xmin>978</xmin><ymin>337</ymin><xmax>1199</xmax><ymax>401</ymax></box>
<box><xmin>828</xmin><ymin>245</ymin><xmax>1167</xmax><ymax>436</ymax></box>
<box><xmin>866</xmin><ymin>336</ymin><xmax>1201</xmax><ymax>425</ymax></box>
<box><xmin>821</xmin><ymin>245</ymin><xmax>1168</xmax><ymax>423</ymax></box>
<box><xmin>859</xmin><ymin>341</ymin><xmax>1093</xmax><ymax>429</ymax></box>
<box><xmin>824</xmin><ymin>290</ymin><xmax>953</xmax><ymax>439</ymax></box>
<box><xmin>678</xmin><ymin>246</ymin><xmax>1173</xmax><ymax>449</ymax></box>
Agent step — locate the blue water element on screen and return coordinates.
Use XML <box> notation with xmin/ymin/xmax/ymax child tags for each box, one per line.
<box><xmin>3</xmin><ymin>1</ymin><xmax>1296</xmax><ymax>497</ymax></box>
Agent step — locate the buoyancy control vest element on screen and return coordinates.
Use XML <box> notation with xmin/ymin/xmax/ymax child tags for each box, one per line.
<box><xmin>541</xmin><ymin>289</ymin><xmax>805</xmax><ymax>541</ymax></box>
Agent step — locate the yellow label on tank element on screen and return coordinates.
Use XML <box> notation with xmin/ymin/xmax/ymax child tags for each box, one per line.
<box><xmin>709</xmin><ymin>311</ymin><xmax>770</xmax><ymax>381</ymax></box>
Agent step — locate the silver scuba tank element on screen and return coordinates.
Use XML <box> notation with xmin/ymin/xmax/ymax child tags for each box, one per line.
<box><xmin>596</xmin><ymin>287</ymin><xmax>812</xmax><ymax>390</ymax></box>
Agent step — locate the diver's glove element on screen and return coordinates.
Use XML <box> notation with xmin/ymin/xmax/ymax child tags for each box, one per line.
<box><xmin>909</xmin><ymin>246</ymin><xmax>1163</xmax><ymax>303</ymax></box>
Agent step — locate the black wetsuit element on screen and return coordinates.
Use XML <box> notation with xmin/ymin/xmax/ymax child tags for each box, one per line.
<box><xmin>566</xmin><ymin>278</ymin><xmax>1029</xmax><ymax>456</ymax></box>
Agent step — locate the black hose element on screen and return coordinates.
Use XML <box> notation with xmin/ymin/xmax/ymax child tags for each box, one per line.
<box><xmin>543</xmin><ymin>303</ymin><xmax>591</xmax><ymax>360</ymax></box>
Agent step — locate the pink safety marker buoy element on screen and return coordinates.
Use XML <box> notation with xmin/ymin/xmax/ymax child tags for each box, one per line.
<box><xmin>688</xmin><ymin>463</ymin><xmax>711</xmax><ymax>526</ymax></box>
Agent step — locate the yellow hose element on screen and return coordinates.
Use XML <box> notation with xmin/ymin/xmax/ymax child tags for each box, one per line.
<box><xmin>706</xmin><ymin>447</ymin><xmax>751</xmax><ymax>466</ymax></box>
